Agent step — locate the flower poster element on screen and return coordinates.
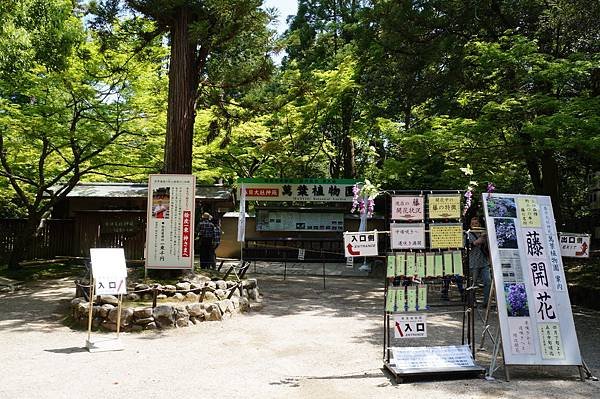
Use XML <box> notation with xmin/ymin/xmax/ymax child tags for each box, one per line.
<box><xmin>483</xmin><ymin>194</ymin><xmax>581</xmax><ymax>366</ymax></box>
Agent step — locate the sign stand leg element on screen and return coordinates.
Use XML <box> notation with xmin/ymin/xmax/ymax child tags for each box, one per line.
<box><xmin>86</xmin><ymin>277</ymin><xmax>95</xmax><ymax>344</ymax></box>
<box><xmin>479</xmin><ymin>279</ymin><xmax>496</xmax><ymax>350</ymax></box>
<box><xmin>116</xmin><ymin>293</ymin><xmax>123</xmax><ymax>337</ymax></box>
<box><xmin>487</xmin><ymin>327</ymin><xmax>503</xmax><ymax>380</ymax></box>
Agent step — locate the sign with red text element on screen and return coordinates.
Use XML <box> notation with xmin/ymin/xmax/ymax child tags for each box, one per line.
<box><xmin>146</xmin><ymin>174</ymin><xmax>195</xmax><ymax>269</ymax></box>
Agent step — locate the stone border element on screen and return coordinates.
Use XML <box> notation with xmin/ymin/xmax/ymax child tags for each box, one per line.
<box><xmin>71</xmin><ymin>278</ymin><xmax>260</xmax><ymax>332</ymax></box>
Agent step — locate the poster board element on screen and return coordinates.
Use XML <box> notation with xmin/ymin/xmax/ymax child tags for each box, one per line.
<box><xmin>256</xmin><ymin>210</ymin><xmax>344</xmax><ymax>232</ymax></box>
<box><xmin>390</xmin><ymin>223</ymin><xmax>426</xmax><ymax>249</ymax></box>
<box><xmin>391</xmin><ymin>196</ymin><xmax>424</xmax><ymax>221</ymax></box>
<box><xmin>483</xmin><ymin>194</ymin><xmax>581</xmax><ymax>366</ymax></box>
<box><xmin>146</xmin><ymin>174</ymin><xmax>195</xmax><ymax>270</ymax></box>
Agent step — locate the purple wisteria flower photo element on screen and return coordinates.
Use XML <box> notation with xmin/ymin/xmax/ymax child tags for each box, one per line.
<box><xmin>504</xmin><ymin>283</ymin><xmax>530</xmax><ymax>317</ymax></box>
<box><xmin>487</xmin><ymin>197</ymin><xmax>517</xmax><ymax>218</ymax></box>
<box><xmin>494</xmin><ymin>218</ymin><xmax>518</xmax><ymax>249</ymax></box>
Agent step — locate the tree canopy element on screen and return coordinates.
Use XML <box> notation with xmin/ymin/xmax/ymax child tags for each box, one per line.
<box><xmin>1</xmin><ymin>0</ymin><xmax>599</xmax><ymax>247</ymax></box>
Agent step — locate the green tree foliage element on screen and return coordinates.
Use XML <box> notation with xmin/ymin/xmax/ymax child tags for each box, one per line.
<box><xmin>0</xmin><ymin>0</ymin><xmax>164</xmax><ymax>267</ymax></box>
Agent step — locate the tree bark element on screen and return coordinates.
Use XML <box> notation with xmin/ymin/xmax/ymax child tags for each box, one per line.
<box><xmin>164</xmin><ymin>7</ymin><xmax>198</xmax><ymax>174</ymax></box>
<box><xmin>541</xmin><ymin>149</ymin><xmax>562</xmax><ymax>227</ymax></box>
<box><xmin>8</xmin><ymin>215</ymin><xmax>40</xmax><ymax>270</ymax></box>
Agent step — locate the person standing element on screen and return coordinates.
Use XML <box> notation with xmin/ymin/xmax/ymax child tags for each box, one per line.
<box><xmin>467</xmin><ymin>216</ymin><xmax>492</xmax><ymax>307</ymax></box>
<box><xmin>197</xmin><ymin>212</ymin><xmax>217</xmax><ymax>269</ymax></box>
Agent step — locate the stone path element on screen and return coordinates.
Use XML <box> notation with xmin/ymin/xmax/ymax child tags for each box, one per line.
<box><xmin>0</xmin><ymin>274</ymin><xmax>599</xmax><ymax>399</ymax></box>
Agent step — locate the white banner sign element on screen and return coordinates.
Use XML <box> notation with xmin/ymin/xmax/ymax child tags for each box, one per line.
<box><xmin>390</xmin><ymin>223</ymin><xmax>426</xmax><ymax>249</ymax></box>
<box><xmin>391</xmin><ymin>196</ymin><xmax>424</xmax><ymax>221</ymax></box>
<box><xmin>90</xmin><ymin>248</ymin><xmax>127</xmax><ymax>296</ymax></box>
<box><xmin>558</xmin><ymin>233</ymin><xmax>590</xmax><ymax>258</ymax></box>
<box><xmin>146</xmin><ymin>174</ymin><xmax>195</xmax><ymax>269</ymax></box>
<box><xmin>483</xmin><ymin>194</ymin><xmax>581</xmax><ymax>366</ymax></box>
<box><xmin>343</xmin><ymin>231</ymin><xmax>378</xmax><ymax>257</ymax></box>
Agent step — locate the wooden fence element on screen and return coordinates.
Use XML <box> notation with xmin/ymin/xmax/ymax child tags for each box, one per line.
<box><xmin>0</xmin><ymin>211</ymin><xmax>147</xmax><ymax>263</ymax></box>
<box><xmin>0</xmin><ymin>219</ymin><xmax>75</xmax><ymax>261</ymax></box>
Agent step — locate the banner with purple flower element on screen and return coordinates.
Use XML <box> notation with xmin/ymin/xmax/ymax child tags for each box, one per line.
<box><xmin>483</xmin><ymin>193</ymin><xmax>581</xmax><ymax>366</ymax></box>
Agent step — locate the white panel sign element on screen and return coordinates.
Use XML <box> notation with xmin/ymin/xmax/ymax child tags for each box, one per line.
<box><xmin>390</xmin><ymin>223</ymin><xmax>426</xmax><ymax>249</ymax></box>
<box><xmin>146</xmin><ymin>174</ymin><xmax>195</xmax><ymax>269</ymax></box>
<box><xmin>90</xmin><ymin>248</ymin><xmax>127</xmax><ymax>296</ymax></box>
<box><xmin>343</xmin><ymin>231</ymin><xmax>378</xmax><ymax>257</ymax></box>
<box><xmin>558</xmin><ymin>233</ymin><xmax>590</xmax><ymax>258</ymax></box>
<box><xmin>483</xmin><ymin>194</ymin><xmax>581</xmax><ymax>366</ymax></box>
<box><xmin>256</xmin><ymin>211</ymin><xmax>344</xmax><ymax>232</ymax></box>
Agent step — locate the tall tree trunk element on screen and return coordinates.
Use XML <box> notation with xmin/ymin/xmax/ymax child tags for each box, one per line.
<box><xmin>341</xmin><ymin>92</ymin><xmax>356</xmax><ymax>178</ymax></box>
<box><xmin>541</xmin><ymin>149</ymin><xmax>562</xmax><ymax>228</ymax></box>
<box><xmin>164</xmin><ymin>8</ymin><xmax>198</xmax><ymax>174</ymax></box>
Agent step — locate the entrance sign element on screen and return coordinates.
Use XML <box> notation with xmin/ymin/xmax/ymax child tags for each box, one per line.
<box><xmin>394</xmin><ymin>314</ymin><xmax>427</xmax><ymax>338</ymax></box>
<box><xmin>559</xmin><ymin>233</ymin><xmax>590</xmax><ymax>258</ymax></box>
<box><xmin>390</xmin><ymin>345</ymin><xmax>476</xmax><ymax>370</ymax></box>
<box><xmin>237</xmin><ymin>178</ymin><xmax>359</xmax><ymax>202</ymax></box>
<box><xmin>146</xmin><ymin>174</ymin><xmax>195</xmax><ymax>270</ymax></box>
<box><xmin>343</xmin><ymin>231</ymin><xmax>378</xmax><ymax>257</ymax></box>
<box><xmin>483</xmin><ymin>194</ymin><xmax>581</xmax><ymax>366</ymax></box>
<box><xmin>90</xmin><ymin>248</ymin><xmax>127</xmax><ymax>296</ymax></box>
<box><xmin>427</xmin><ymin>194</ymin><xmax>461</xmax><ymax>219</ymax></box>
<box><xmin>391</xmin><ymin>196</ymin><xmax>424</xmax><ymax>220</ymax></box>
<box><xmin>390</xmin><ymin>223</ymin><xmax>426</xmax><ymax>249</ymax></box>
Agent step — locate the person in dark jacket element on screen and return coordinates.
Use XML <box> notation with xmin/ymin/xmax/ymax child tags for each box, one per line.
<box><xmin>197</xmin><ymin>212</ymin><xmax>218</xmax><ymax>269</ymax></box>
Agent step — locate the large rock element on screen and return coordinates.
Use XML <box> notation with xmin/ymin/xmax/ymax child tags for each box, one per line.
<box><xmin>98</xmin><ymin>295</ymin><xmax>119</xmax><ymax>306</ymax></box>
<box><xmin>163</xmin><ymin>285</ymin><xmax>176</xmax><ymax>296</ymax></box>
<box><xmin>126</xmin><ymin>293</ymin><xmax>140</xmax><ymax>302</ymax></box>
<box><xmin>242</xmin><ymin>279</ymin><xmax>258</xmax><ymax>289</ymax></box>
<box><xmin>230</xmin><ymin>296</ymin><xmax>240</xmax><ymax>309</ymax></box>
<box><xmin>217</xmin><ymin>299</ymin><xmax>234</xmax><ymax>315</ymax></box>
<box><xmin>202</xmin><ymin>291</ymin><xmax>217</xmax><ymax>302</ymax></box>
<box><xmin>133</xmin><ymin>307</ymin><xmax>153</xmax><ymax>319</ymax></box>
<box><xmin>246</xmin><ymin>288</ymin><xmax>260</xmax><ymax>301</ymax></box>
<box><xmin>71</xmin><ymin>298</ymin><xmax>86</xmax><ymax>306</ymax></box>
<box><xmin>134</xmin><ymin>283</ymin><xmax>150</xmax><ymax>292</ymax></box>
<box><xmin>214</xmin><ymin>289</ymin><xmax>226</xmax><ymax>300</ymax></box>
<box><xmin>238</xmin><ymin>297</ymin><xmax>250</xmax><ymax>312</ymax></box>
<box><xmin>187</xmin><ymin>303</ymin><xmax>206</xmax><ymax>317</ymax></box>
<box><xmin>226</xmin><ymin>280</ymin><xmax>237</xmax><ymax>288</ymax></box>
<box><xmin>153</xmin><ymin>305</ymin><xmax>174</xmax><ymax>328</ymax></box>
<box><xmin>107</xmin><ymin>307</ymin><xmax>134</xmax><ymax>325</ymax></box>
<box><xmin>156</xmin><ymin>294</ymin><xmax>168</xmax><ymax>301</ymax></box>
<box><xmin>206</xmin><ymin>281</ymin><xmax>217</xmax><ymax>290</ymax></box>
<box><xmin>176</xmin><ymin>282</ymin><xmax>191</xmax><ymax>292</ymax></box>
<box><xmin>185</xmin><ymin>292</ymin><xmax>199</xmax><ymax>302</ymax></box>
<box><xmin>98</xmin><ymin>304</ymin><xmax>114</xmax><ymax>318</ymax></box>
<box><xmin>215</xmin><ymin>280</ymin><xmax>228</xmax><ymax>290</ymax></box>
<box><xmin>190</xmin><ymin>282</ymin><xmax>204</xmax><ymax>290</ymax></box>
<box><xmin>134</xmin><ymin>317</ymin><xmax>154</xmax><ymax>326</ymax></box>
<box><xmin>205</xmin><ymin>307</ymin><xmax>222</xmax><ymax>321</ymax></box>
<box><xmin>145</xmin><ymin>322</ymin><xmax>157</xmax><ymax>330</ymax></box>
<box><xmin>172</xmin><ymin>293</ymin><xmax>185</xmax><ymax>302</ymax></box>
<box><xmin>101</xmin><ymin>321</ymin><xmax>118</xmax><ymax>332</ymax></box>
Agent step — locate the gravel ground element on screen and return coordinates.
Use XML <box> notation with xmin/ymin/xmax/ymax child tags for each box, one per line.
<box><xmin>1</xmin><ymin>274</ymin><xmax>599</xmax><ymax>399</ymax></box>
